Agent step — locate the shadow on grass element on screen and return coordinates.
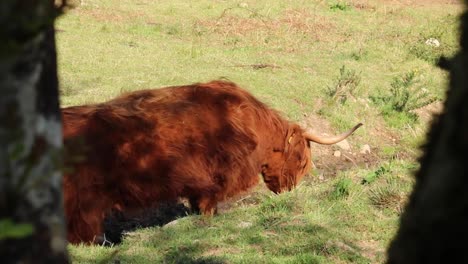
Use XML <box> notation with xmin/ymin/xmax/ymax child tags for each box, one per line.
<box><xmin>254</xmin><ymin>215</ymin><xmax>371</xmax><ymax>263</ymax></box>
<box><xmin>68</xmin><ymin>246</ymin><xmax>120</xmax><ymax>264</ymax></box>
<box><xmin>71</xmin><ymin>210</ymin><xmax>371</xmax><ymax>263</ymax></box>
<box><xmin>103</xmin><ymin>202</ymin><xmax>192</xmax><ymax>244</ymax></box>
<box><xmin>163</xmin><ymin>243</ymin><xmax>227</xmax><ymax>264</ymax></box>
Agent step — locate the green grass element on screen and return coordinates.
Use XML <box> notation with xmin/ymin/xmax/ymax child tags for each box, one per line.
<box><xmin>57</xmin><ymin>0</ymin><xmax>462</xmax><ymax>263</ymax></box>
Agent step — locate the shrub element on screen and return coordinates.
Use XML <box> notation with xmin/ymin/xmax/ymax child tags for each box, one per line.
<box><xmin>370</xmin><ymin>70</ymin><xmax>436</xmax><ymax>125</ymax></box>
<box><xmin>326</xmin><ymin>65</ymin><xmax>361</xmax><ymax>104</ymax></box>
<box><xmin>329</xmin><ymin>178</ymin><xmax>352</xmax><ymax>200</ymax></box>
<box><xmin>330</xmin><ymin>2</ymin><xmax>351</xmax><ymax>11</ymax></box>
<box><xmin>361</xmin><ymin>166</ymin><xmax>390</xmax><ymax>185</ymax></box>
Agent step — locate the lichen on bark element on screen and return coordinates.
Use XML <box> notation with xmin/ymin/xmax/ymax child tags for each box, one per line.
<box><xmin>0</xmin><ymin>1</ymin><xmax>69</xmax><ymax>263</ymax></box>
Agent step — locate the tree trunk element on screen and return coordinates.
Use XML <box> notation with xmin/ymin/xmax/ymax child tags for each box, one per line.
<box><xmin>0</xmin><ymin>1</ymin><xmax>69</xmax><ymax>263</ymax></box>
<box><xmin>387</xmin><ymin>1</ymin><xmax>468</xmax><ymax>263</ymax></box>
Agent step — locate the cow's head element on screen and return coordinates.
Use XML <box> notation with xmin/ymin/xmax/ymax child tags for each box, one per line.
<box><xmin>261</xmin><ymin>123</ymin><xmax>362</xmax><ymax>193</ymax></box>
<box><xmin>261</xmin><ymin>124</ymin><xmax>311</xmax><ymax>193</ymax></box>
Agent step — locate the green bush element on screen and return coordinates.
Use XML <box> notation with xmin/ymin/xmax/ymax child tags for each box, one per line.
<box><xmin>326</xmin><ymin>65</ymin><xmax>361</xmax><ymax>104</ymax></box>
<box><xmin>329</xmin><ymin>178</ymin><xmax>352</xmax><ymax>200</ymax></box>
<box><xmin>362</xmin><ymin>166</ymin><xmax>390</xmax><ymax>185</ymax></box>
<box><xmin>370</xmin><ymin>70</ymin><xmax>436</xmax><ymax>126</ymax></box>
<box><xmin>330</xmin><ymin>2</ymin><xmax>351</xmax><ymax>11</ymax></box>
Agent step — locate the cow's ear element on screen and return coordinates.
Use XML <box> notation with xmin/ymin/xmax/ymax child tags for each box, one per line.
<box><xmin>287</xmin><ymin>132</ymin><xmax>295</xmax><ymax>144</ymax></box>
<box><xmin>285</xmin><ymin>125</ymin><xmax>304</xmax><ymax>154</ymax></box>
<box><xmin>284</xmin><ymin>125</ymin><xmax>295</xmax><ymax>147</ymax></box>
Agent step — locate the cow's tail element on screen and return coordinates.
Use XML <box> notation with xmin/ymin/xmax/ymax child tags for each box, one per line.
<box><xmin>303</xmin><ymin>123</ymin><xmax>362</xmax><ymax>145</ymax></box>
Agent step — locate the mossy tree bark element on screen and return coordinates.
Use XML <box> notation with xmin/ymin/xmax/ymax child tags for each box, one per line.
<box><xmin>387</xmin><ymin>1</ymin><xmax>468</xmax><ymax>263</ymax></box>
<box><xmin>0</xmin><ymin>1</ymin><xmax>68</xmax><ymax>263</ymax></box>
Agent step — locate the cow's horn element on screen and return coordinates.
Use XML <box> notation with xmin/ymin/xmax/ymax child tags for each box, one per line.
<box><xmin>303</xmin><ymin>123</ymin><xmax>363</xmax><ymax>145</ymax></box>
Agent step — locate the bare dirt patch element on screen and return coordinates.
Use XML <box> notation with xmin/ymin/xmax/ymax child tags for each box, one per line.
<box><xmin>412</xmin><ymin>101</ymin><xmax>443</xmax><ymax>124</ymax></box>
<box><xmin>356</xmin><ymin>239</ymin><xmax>386</xmax><ymax>264</ymax></box>
<box><xmin>299</xmin><ymin>114</ymin><xmax>381</xmax><ymax>179</ymax></box>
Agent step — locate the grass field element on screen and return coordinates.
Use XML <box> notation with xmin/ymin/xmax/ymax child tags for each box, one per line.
<box><xmin>57</xmin><ymin>0</ymin><xmax>463</xmax><ymax>263</ymax></box>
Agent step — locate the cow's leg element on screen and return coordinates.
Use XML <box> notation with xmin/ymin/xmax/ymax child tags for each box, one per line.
<box><xmin>187</xmin><ymin>193</ymin><xmax>218</xmax><ymax>215</ymax></box>
<box><xmin>65</xmin><ymin>208</ymin><xmax>104</xmax><ymax>244</ymax></box>
<box><xmin>188</xmin><ymin>197</ymin><xmax>201</xmax><ymax>214</ymax></box>
<box><xmin>78</xmin><ymin>207</ymin><xmax>105</xmax><ymax>244</ymax></box>
<box><xmin>77</xmin><ymin>188</ymin><xmax>114</xmax><ymax>244</ymax></box>
<box><xmin>197</xmin><ymin>195</ymin><xmax>218</xmax><ymax>216</ymax></box>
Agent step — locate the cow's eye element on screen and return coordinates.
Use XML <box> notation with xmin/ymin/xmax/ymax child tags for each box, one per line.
<box><xmin>295</xmin><ymin>153</ymin><xmax>302</xmax><ymax>161</ymax></box>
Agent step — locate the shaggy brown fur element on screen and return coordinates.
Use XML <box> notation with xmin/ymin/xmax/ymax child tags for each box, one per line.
<box><xmin>62</xmin><ymin>80</ymin><xmax>360</xmax><ymax>244</ymax></box>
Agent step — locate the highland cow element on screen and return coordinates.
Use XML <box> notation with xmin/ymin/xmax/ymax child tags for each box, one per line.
<box><xmin>62</xmin><ymin>80</ymin><xmax>361</xmax><ymax>243</ymax></box>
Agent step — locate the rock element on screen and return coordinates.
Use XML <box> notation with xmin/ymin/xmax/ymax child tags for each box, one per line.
<box><xmin>238</xmin><ymin>221</ymin><xmax>253</xmax><ymax>228</ymax></box>
<box><xmin>425</xmin><ymin>38</ymin><xmax>440</xmax><ymax>47</ymax></box>
<box><xmin>360</xmin><ymin>144</ymin><xmax>371</xmax><ymax>154</ymax></box>
<box><xmin>164</xmin><ymin>219</ymin><xmax>179</xmax><ymax>228</ymax></box>
<box><xmin>335</xmin><ymin>139</ymin><xmax>350</xmax><ymax>151</ymax></box>
<box><xmin>333</xmin><ymin>150</ymin><xmax>341</xmax><ymax>157</ymax></box>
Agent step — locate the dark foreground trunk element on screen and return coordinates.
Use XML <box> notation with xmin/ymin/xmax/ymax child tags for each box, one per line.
<box><xmin>0</xmin><ymin>1</ymin><xmax>68</xmax><ymax>263</ymax></box>
<box><xmin>387</xmin><ymin>1</ymin><xmax>468</xmax><ymax>263</ymax></box>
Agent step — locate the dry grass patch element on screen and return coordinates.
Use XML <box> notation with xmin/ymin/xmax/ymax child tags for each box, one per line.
<box><xmin>355</xmin><ymin>239</ymin><xmax>386</xmax><ymax>264</ymax></box>
<box><xmin>202</xmin><ymin>247</ymin><xmax>241</xmax><ymax>257</ymax></box>
<box><xmin>369</xmin><ymin>186</ymin><xmax>408</xmax><ymax>214</ymax></box>
<box><xmin>73</xmin><ymin>5</ymin><xmax>149</xmax><ymax>23</ymax></box>
<box><xmin>198</xmin><ymin>8</ymin><xmax>336</xmax><ymax>42</ymax></box>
